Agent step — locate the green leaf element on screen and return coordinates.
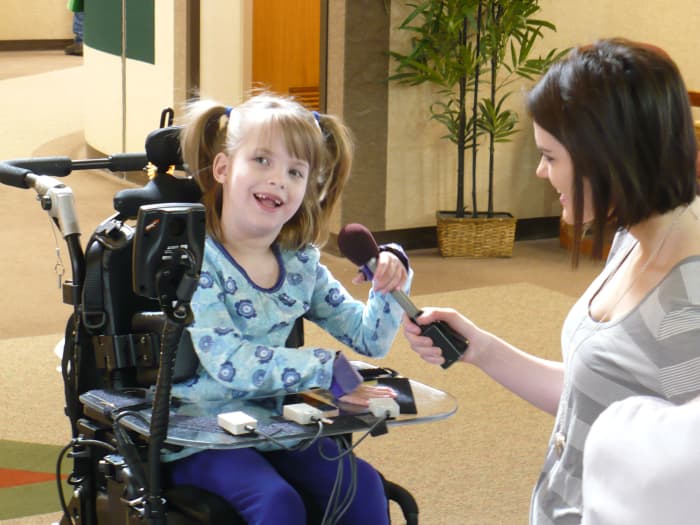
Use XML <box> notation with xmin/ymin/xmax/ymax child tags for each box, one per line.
<box><xmin>389</xmin><ymin>0</ymin><xmax>564</xmax><ymax>208</ymax></box>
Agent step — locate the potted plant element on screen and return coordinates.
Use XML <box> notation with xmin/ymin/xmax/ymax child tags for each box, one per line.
<box><xmin>389</xmin><ymin>0</ymin><xmax>566</xmax><ymax>256</ymax></box>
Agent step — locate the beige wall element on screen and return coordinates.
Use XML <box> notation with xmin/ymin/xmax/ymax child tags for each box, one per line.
<box><xmin>4</xmin><ymin>1</ymin><xmax>698</xmax><ymax>226</ymax></box>
<box><xmin>0</xmin><ymin>1</ymin><xmax>73</xmax><ymax>40</ymax></box>
<box><xmin>199</xmin><ymin>0</ymin><xmax>251</xmax><ymax>106</ymax></box>
<box><xmin>326</xmin><ymin>1</ymin><xmax>346</xmax><ymax>235</ymax></box>
<box><xmin>385</xmin><ymin>0</ymin><xmax>700</xmax><ymax>230</ymax></box>
<box><xmin>83</xmin><ymin>1</ymin><xmax>188</xmax><ymax>154</ymax></box>
<box><xmin>84</xmin><ymin>0</ymin><xmax>252</xmax><ymax>155</ymax></box>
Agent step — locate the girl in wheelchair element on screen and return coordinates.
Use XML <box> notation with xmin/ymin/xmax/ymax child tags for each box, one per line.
<box><xmin>166</xmin><ymin>92</ymin><xmax>412</xmax><ymax>524</ymax></box>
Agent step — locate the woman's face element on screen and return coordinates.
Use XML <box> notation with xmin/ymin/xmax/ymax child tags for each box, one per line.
<box><xmin>533</xmin><ymin>122</ymin><xmax>594</xmax><ymax>225</ymax></box>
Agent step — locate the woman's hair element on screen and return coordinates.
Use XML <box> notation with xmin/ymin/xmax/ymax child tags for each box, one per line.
<box><xmin>527</xmin><ymin>38</ymin><xmax>698</xmax><ymax>261</ymax></box>
<box><xmin>179</xmin><ymin>93</ymin><xmax>354</xmax><ymax>249</ymax></box>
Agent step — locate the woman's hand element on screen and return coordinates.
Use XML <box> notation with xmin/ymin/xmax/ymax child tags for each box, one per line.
<box><xmin>352</xmin><ymin>250</ymin><xmax>407</xmax><ymax>294</ymax></box>
<box><xmin>339</xmin><ymin>383</ymin><xmax>397</xmax><ymax>407</ymax></box>
<box><xmin>403</xmin><ymin>307</ymin><xmax>473</xmax><ymax>366</ymax></box>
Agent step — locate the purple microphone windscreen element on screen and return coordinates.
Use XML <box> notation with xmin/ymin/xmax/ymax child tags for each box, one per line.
<box><xmin>337</xmin><ymin>223</ymin><xmax>379</xmax><ymax>267</ymax></box>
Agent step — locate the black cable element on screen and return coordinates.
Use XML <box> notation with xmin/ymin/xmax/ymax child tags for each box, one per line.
<box><xmin>148</xmin><ymin>316</ymin><xmax>185</xmax><ymax>524</ymax></box>
<box><xmin>292</xmin><ymin>419</ymin><xmax>324</xmax><ymax>452</ymax></box>
<box><xmin>318</xmin><ymin>414</ymin><xmax>390</xmax><ymax>462</ymax></box>
<box><xmin>320</xmin><ymin>435</ymin><xmax>359</xmax><ymax>525</ymax></box>
<box><xmin>320</xmin><ymin>439</ymin><xmax>344</xmax><ymax>525</ymax></box>
<box><xmin>317</xmin><ymin>414</ymin><xmax>392</xmax><ymax>524</ymax></box>
<box><xmin>113</xmin><ymin>408</ymin><xmax>151</xmax><ymax>427</ymax></box>
<box><xmin>248</xmin><ymin>419</ymin><xmax>324</xmax><ymax>452</ymax></box>
<box><xmin>56</xmin><ymin>438</ymin><xmax>118</xmax><ymax>525</ymax></box>
<box><xmin>111</xmin><ymin>411</ymin><xmax>150</xmax><ymax>492</ymax></box>
<box><xmin>56</xmin><ymin>440</ymin><xmax>77</xmax><ymax>525</ymax></box>
<box><xmin>329</xmin><ymin>437</ymin><xmax>358</xmax><ymax>524</ymax></box>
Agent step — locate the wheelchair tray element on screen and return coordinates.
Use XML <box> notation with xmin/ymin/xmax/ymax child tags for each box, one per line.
<box><xmin>82</xmin><ymin>388</ymin><xmax>394</xmax><ymax>449</ymax></box>
<box><xmin>80</xmin><ymin>373</ymin><xmax>457</xmax><ymax>450</ymax></box>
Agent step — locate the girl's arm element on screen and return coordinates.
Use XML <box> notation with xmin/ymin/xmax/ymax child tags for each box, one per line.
<box><xmin>307</xmin><ymin>251</ymin><xmax>412</xmax><ymax>359</ymax></box>
<box><xmin>404</xmin><ymin>307</ymin><xmax>563</xmax><ymax>415</ymax></box>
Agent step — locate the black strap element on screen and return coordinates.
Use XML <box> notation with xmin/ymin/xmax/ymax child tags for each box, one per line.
<box><xmin>82</xmin><ymin>237</ymin><xmax>107</xmax><ymax>332</ymax></box>
<box><xmin>61</xmin><ymin>315</ymin><xmax>81</xmax><ymax>436</ymax></box>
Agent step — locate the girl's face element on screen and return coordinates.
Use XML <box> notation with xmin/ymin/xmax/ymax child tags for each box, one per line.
<box><xmin>533</xmin><ymin>122</ymin><xmax>594</xmax><ymax>225</ymax></box>
<box><xmin>213</xmin><ymin>125</ymin><xmax>310</xmax><ymax>241</ymax></box>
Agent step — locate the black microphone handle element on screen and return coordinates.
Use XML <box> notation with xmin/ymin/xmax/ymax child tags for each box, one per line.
<box><xmin>363</xmin><ymin>257</ymin><xmax>469</xmax><ymax>369</ymax></box>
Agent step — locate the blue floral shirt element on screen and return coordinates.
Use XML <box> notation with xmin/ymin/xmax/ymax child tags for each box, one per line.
<box><xmin>167</xmin><ymin>237</ymin><xmax>411</xmax><ymax>454</ymax></box>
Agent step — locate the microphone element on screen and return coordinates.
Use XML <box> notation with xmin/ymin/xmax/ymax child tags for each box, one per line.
<box><xmin>337</xmin><ymin>223</ymin><xmax>469</xmax><ymax>368</ymax></box>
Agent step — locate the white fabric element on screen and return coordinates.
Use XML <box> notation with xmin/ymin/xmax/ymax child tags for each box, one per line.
<box><xmin>582</xmin><ymin>395</ymin><xmax>700</xmax><ymax>525</ymax></box>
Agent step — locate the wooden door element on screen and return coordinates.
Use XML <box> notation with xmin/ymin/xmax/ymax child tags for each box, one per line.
<box><xmin>252</xmin><ymin>0</ymin><xmax>321</xmax><ymax>110</ymax></box>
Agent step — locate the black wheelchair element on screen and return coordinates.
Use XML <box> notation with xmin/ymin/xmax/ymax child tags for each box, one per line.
<box><xmin>0</xmin><ymin>123</ymin><xmax>419</xmax><ymax>525</ymax></box>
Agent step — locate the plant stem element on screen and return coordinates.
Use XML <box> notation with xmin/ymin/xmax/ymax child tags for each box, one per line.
<box><xmin>487</xmin><ymin>0</ymin><xmax>497</xmax><ymax>218</ymax></box>
<box><xmin>457</xmin><ymin>14</ymin><xmax>467</xmax><ymax>219</ymax></box>
<box><xmin>470</xmin><ymin>0</ymin><xmax>483</xmax><ymax>218</ymax></box>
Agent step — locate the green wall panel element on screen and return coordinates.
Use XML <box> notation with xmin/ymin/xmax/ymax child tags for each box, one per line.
<box><xmin>84</xmin><ymin>0</ymin><xmax>155</xmax><ymax>64</ymax></box>
<box><xmin>126</xmin><ymin>0</ymin><xmax>155</xmax><ymax>64</ymax></box>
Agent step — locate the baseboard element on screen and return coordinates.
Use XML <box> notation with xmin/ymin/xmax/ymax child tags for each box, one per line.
<box><xmin>515</xmin><ymin>216</ymin><xmax>561</xmax><ymax>241</ymax></box>
<box><xmin>0</xmin><ymin>39</ymin><xmax>73</xmax><ymax>51</ymax></box>
<box><xmin>325</xmin><ymin>216</ymin><xmax>561</xmax><ymax>255</ymax></box>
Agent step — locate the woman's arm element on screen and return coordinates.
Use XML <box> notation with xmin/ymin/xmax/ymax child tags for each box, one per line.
<box><xmin>404</xmin><ymin>307</ymin><xmax>563</xmax><ymax>415</ymax></box>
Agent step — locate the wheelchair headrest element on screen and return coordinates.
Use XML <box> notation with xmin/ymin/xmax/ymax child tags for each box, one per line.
<box><xmin>112</xmin><ymin>126</ymin><xmax>202</xmax><ymax>219</ymax></box>
<box><xmin>113</xmin><ymin>175</ymin><xmax>202</xmax><ymax>219</ymax></box>
<box><xmin>146</xmin><ymin>126</ymin><xmax>184</xmax><ymax>171</ymax></box>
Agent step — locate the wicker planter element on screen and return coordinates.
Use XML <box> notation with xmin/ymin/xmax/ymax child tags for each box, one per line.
<box><xmin>436</xmin><ymin>211</ymin><xmax>517</xmax><ymax>257</ymax></box>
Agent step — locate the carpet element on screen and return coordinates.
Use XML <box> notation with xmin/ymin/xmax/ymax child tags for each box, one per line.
<box><xmin>0</xmin><ymin>283</ymin><xmax>574</xmax><ymax>524</ymax></box>
<box><xmin>0</xmin><ymin>441</ymin><xmax>70</xmax><ymax>521</ymax></box>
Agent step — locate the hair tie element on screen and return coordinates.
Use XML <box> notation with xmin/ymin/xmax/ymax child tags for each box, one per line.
<box><xmin>218</xmin><ymin>106</ymin><xmax>233</xmax><ymax>132</ymax></box>
<box><xmin>311</xmin><ymin>110</ymin><xmax>323</xmax><ymax>132</ymax></box>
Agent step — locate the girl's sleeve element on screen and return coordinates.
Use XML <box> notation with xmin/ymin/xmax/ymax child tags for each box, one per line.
<box><xmin>185</xmin><ymin>257</ymin><xmax>335</xmax><ymax>400</ymax></box>
<box><xmin>305</xmin><ymin>253</ymin><xmax>413</xmax><ymax>359</ymax></box>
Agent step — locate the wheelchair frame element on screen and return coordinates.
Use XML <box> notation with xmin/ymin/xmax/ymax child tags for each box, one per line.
<box><xmin>0</xmin><ymin>123</ymin><xmax>419</xmax><ymax>525</ymax></box>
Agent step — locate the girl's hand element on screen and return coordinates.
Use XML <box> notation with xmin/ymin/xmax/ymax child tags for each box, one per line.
<box><xmin>352</xmin><ymin>250</ymin><xmax>407</xmax><ymax>294</ymax></box>
<box><xmin>339</xmin><ymin>383</ymin><xmax>397</xmax><ymax>407</ymax></box>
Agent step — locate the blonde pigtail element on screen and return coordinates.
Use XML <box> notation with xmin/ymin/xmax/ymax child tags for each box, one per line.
<box><xmin>317</xmin><ymin>113</ymin><xmax>354</xmax><ymax>233</ymax></box>
<box><xmin>179</xmin><ymin>101</ymin><xmax>232</xmax><ymax>242</ymax></box>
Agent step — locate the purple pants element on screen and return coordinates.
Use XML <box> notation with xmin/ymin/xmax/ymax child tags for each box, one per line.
<box><xmin>168</xmin><ymin>437</ymin><xmax>390</xmax><ymax>525</ymax></box>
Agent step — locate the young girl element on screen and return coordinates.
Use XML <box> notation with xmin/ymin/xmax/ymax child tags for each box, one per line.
<box><xmin>167</xmin><ymin>93</ymin><xmax>411</xmax><ymax>525</ymax></box>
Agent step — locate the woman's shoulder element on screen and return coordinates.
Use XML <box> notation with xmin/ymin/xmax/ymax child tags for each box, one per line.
<box><xmin>662</xmin><ymin>255</ymin><xmax>700</xmax><ymax>302</ymax></box>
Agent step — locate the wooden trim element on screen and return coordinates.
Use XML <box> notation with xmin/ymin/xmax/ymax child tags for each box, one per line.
<box><xmin>319</xmin><ymin>0</ymin><xmax>328</xmax><ymax>112</ymax></box>
<box><xmin>288</xmin><ymin>86</ymin><xmax>320</xmax><ymax>111</ymax></box>
<box><xmin>0</xmin><ymin>40</ymin><xmax>73</xmax><ymax>51</ymax></box>
<box><xmin>689</xmin><ymin>90</ymin><xmax>700</xmax><ymax>107</ymax></box>
<box><xmin>187</xmin><ymin>0</ymin><xmax>200</xmax><ymax>97</ymax></box>
<box><xmin>324</xmin><ymin>217</ymin><xmax>561</xmax><ymax>255</ymax></box>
